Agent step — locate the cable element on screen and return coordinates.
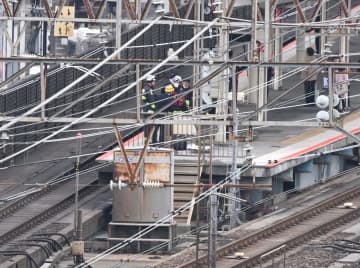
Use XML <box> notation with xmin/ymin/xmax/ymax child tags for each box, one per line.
<box><xmin>2</xmin><ymin>3</ymin><xmax>358</xmax><ymax>161</ymax></box>
<box><xmin>2</xmin><ymin>17</ymin><xmax>304</xmax><ymax>136</ymax></box>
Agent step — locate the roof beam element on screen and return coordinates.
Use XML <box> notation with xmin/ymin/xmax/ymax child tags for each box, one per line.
<box><xmin>169</xmin><ymin>0</ymin><xmax>180</xmax><ymax>18</ymax></box>
<box><xmin>42</xmin><ymin>0</ymin><xmax>53</xmax><ymax>18</ymax></box>
<box><xmin>225</xmin><ymin>0</ymin><xmax>235</xmax><ymax>17</ymax></box>
<box><xmin>310</xmin><ymin>0</ymin><xmax>322</xmax><ymax>22</ymax></box>
<box><xmin>271</xmin><ymin>0</ymin><xmax>279</xmax><ymax>16</ymax></box>
<box><xmin>140</xmin><ymin>0</ymin><xmax>152</xmax><ymax>20</ymax></box>
<box><xmin>340</xmin><ymin>0</ymin><xmax>350</xmax><ymax>17</ymax></box>
<box><xmin>184</xmin><ymin>0</ymin><xmax>194</xmax><ymax>19</ymax></box>
<box><xmin>123</xmin><ymin>0</ymin><xmax>137</xmax><ymax>20</ymax></box>
<box><xmin>54</xmin><ymin>0</ymin><xmax>65</xmax><ymax>18</ymax></box>
<box><xmin>1</xmin><ymin>0</ymin><xmax>12</xmax><ymax>16</ymax></box>
<box><xmin>293</xmin><ymin>0</ymin><xmax>307</xmax><ymax>23</ymax></box>
<box><xmin>13</xmin><ymin>0</ymin><xmax>24</xmax><ymax>17</ymax></box>
<box><xmin>82</xmin><ymin>0</ymin><xmax>95</xmax><ymax>19</ymax></box>
<box><xmin>95</xmin><ymin>0</ymin><xmax>107</xmax><ymax>19</ymax></box>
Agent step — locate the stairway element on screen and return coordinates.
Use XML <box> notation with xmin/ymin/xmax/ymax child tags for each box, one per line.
<box><xmin>173</xmin><ymin>161</ymin><xmax>202</xmax><ymax>225</ymax></box>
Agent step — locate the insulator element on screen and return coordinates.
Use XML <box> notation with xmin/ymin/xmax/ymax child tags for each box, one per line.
<box><xmin>109</xmin><ymin>180</ymin><xmax>127</xmax><ymax>191</ymax></box>
<box><xmin>143</xmin><ymin>180</ymin><xmax>163</xmax><ymax>188</ymax></box>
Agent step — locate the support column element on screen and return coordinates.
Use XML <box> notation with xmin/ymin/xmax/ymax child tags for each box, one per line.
<box><xmin>273</xmin><ymin>26</ymin><xmax>282</xmax><ymax>90</ymax></box>
<box><xmin>320</xmin><ymin>0</ymin><xmax>327</xmax><ymax>55</ymax></box>
<box><xmin>115</xmin><ymin>0</ymin><xmax>122</xmax><ymax>51</ymax></box>
<box><xmin>5</xmin><ymin>4</ymin><xmax>14</xmax><ymax>77</ymax></box>
<box><xmin>230</xmin><ymin>65</ymin><xmax>239</xmax><ymax>228</ymax></box>
<box><xmin>136</xmin><ymin>64</ymin><xmax>141</xmax><ymax>122</ymax></box>
<box><xmin>341</xmin><ymin>0</ymin><xmax>350</xmax><ymax>63</ymax></box>
<box><xmin>296</xmin><ymin>4</ymin><xmax>305</xmax><ymax>64</ymax></box>
<box><xmin>328</xmin><ymin>66</ymin><xmax>334</xmax><ymax>124</ymax></box>
<box><xmin>215</xmin><ymin>3</ymin><xmax>229</xmax><ymax>142</ymax></box>
<box><xmin>248</xmin><ymin>0</ymin><xmax>258</xmax><ymax>105</ymax></box>
<box><xmin>40</xmin><ymin>62</ymin><xmax>46</xmax><ymax>119</ymax></box>
<box><xmin>18</xmin><ymin>1</ymin><xmax>25</xmax><ymax>70</ymax></box>
<box><xmin>209</xmin><ymin>193</ymin><xmax>217</xmax><ymax>268</ymax></box>
<box><xmin>135</xmin><ymin>0</ymin><xmax>141</xmax><ymax>20</ymax></box>
<box><xmin>258</xmin><ymin>0</ymin><xmax>271</xmax><ymax>121</ymax></box>
<box><xmin>193</xmin><ymin>0</ymin><xmax>201</xmax><ymax>111</ymax></box>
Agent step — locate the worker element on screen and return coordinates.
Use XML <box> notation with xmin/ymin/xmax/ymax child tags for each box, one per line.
<box><xmin>174</xmin><ymin>79</ymin><xmax>192</xmax><ymax>112</ymax></box>
<box><xmin>159</xmin><ymin>74</ymin><xmax>182</xmax><ymax>113</ymax></box>
<box><xmin>141</xmin><ymin>75</ymin><xmax>156</xmax><ymax>114</ymax></box>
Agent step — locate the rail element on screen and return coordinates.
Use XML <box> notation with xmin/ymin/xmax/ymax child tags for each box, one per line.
<box><xmin>176</xmin><ymin>169</ymin><xmax>360</xmax><ymax>267</ymax></box>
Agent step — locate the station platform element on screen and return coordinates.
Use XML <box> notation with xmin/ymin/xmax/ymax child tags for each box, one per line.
<box><xmin>96</xmin><ymin>73</ymin><xmax>360</xmax><ymax>193</ymax></box>
<box><xmin>251</xmin><ymin>111</ymin><xmax>360</xmax><ymax>177</ymax></box>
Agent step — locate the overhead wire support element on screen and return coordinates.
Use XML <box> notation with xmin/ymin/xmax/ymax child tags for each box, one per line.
<box><xmin>0</xmin><ymin>16</ymin><xmax>162</xmax><ymax>134</ymax></box>
<box><xmin>0</xmin><ymin>16</ymin><xmax>161</xmax><ymax>164</ymax></box>
<box><xmin>0</xmin><ymin>17</ymin><xmax>219</xmax><ymax>165</ymax></box>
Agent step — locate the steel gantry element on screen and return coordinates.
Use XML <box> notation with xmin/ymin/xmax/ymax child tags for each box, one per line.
<box><xmin>0</xmin><ymin>0</ymin><xmax>359</xmax><ymax>173</ymax></box>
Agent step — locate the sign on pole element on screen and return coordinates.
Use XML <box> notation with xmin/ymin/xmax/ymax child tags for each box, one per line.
<box><xmin>54</xmin><ymin>6</ymin><xmax>75</xmax><ymax>37</ymax></box>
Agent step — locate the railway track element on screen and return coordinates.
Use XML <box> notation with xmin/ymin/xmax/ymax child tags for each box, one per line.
<box><xmin>0</xmin><ymin>128</ymin><xmax>143</xmax><ymax>268</ymax></box>
<box><xmin>177</xmin><ymin>170</ymin><xmax>360</xmax><ymax>268</ymax></box>
<box><xmin>0</xmin><ymin>171</ymin><xmax>103</xmax><ymax>245</ymax></box>
<box><xmin>0</xmin><ymin>127</ymin><xmax>140</xmax><ymax>244</ymax></box>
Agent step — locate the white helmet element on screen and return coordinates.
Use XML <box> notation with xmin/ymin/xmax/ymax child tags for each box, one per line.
<box><xmin>146</xmin><ymin>75</ymin><xmax>156</xmax><ymax>82</ymax></box>
<box><xmin>170</xmin><ymin>75</ymin><xmax>182</xmax><ymax>88</ymax></box>
<box><xmin>174</xmin><ymin>75</ymin><xmax>182</xmax><ymax>83</ymax></box>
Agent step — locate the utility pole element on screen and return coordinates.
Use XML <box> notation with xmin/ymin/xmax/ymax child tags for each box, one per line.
<box><xmin>248</xmin><ymin>0</ymin><xmax>258</xmax><ymax>105</ymax></box>
<box><xmin>341</xmin><ymin>0</ymin><xmax>351</xmax><ymax>63</ymax></box>
<box><xmin>115</xmin><ymin>0</ymin><xmax>122</xmax><ymax>52</ymax></box>
<box><xmin>209</xmin><ymin>193</ymin><xmax>218</xmax><ymax>268</ymax></box>
<box><xmin>72</xmin><ymin>132</ymin><xmax>84</xmax><ymax>265</ymax></box>
<box><xmin>230</xmin><ymin>65</ymin><xmax>239</xmax><ymax>228</ymax></box>
<box><xmin>193</xmin><ymin>0</ymin><xmax>202</xmax><ymax>111</ymax></box>
<box><xmin>320</xmin><ymin>0</ymin><xmax>327</xmax><ymax>54</ymax></box>
<box><xmin>274</xmin><ymin>7</ymin><xmax>282</xmax><ymax>91</ymax></box>
<box><xmin>259</xmin><ymin>0</ymin><xmax>272</xmax><ymax>121</ymax></box>
<box><xmin>328</xmin><ymin>67</ymin><xmax>334</xmax><ymax>124</ymax></box>
<box><xmin>215</xmin><ymin>0</ymin><xmax>229</xmax><ymax>143</ymax></box>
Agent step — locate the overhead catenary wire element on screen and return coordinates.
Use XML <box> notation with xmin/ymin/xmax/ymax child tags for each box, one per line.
<box><xmin>0</xmin><ymin>16</ymin><xmax>163</xmax><ymax>134</ymax></box>
<box><xmin>2</xmin><ymin>10</ymin><xmax>327</xmax><ymax>123</ymax></box>
<box><xmin>0</xmin><ymin>18</ymin><xmax>221</xmax><ymax>164</ymax></box>
<box><xmin>2</xmin><ymin>18</ymin><xmax>324</xmax><ymax>138</ymax></box>
<box><xmin>2</xmin><ymin>5</ymin><xmax>358</xmax><ymax>165</ymax></box>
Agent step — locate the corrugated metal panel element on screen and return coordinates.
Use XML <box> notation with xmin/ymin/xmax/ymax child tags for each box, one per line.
<box><xmin>26</xmin><ymin>84</ymin><xmax>39</xmax><ymax>106</ymax></box>
<box><xmin>0</xmin><ymin>95</ymin><xmax>4</xmax><ymax>113</ymax></box>
<box><xmin>6</xmin><ymin>91</ymin><xmax>17</xmax><ymax>112</ymax></box>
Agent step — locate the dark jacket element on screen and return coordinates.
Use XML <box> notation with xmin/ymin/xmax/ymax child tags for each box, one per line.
<box><xmin>142</xmin><ymin>83</ymin><xmax>156</xmax><ymax>112</ymax></box>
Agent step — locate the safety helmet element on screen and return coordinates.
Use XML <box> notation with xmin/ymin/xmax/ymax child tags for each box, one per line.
<box><xmin>146</xmin><ymin>75</ymin><xmax>156</xmax><ymax>82</ymax></box>
<box><xmin>170</xmin><ymin>75</ymin><xmax>182</xmax><ymax>88</ymax></box>
<box><xmin>174</xmin><ymin>75</ymin><xmax>182</xmax><ymax>83</ymax></box>
<box><xmin>165</xmin><ymin>84</ymin><xmax>175</xmax><ymax>93</ymax></box>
